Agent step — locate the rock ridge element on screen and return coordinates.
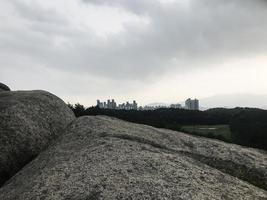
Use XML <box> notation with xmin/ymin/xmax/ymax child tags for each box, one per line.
<box><xmin>0</xmin><ymin>115</ymin><xmax>266</xmax><ymax>200</ymax></box>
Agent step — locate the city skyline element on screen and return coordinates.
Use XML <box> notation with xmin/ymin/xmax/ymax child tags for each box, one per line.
<box><xmin>96</xmin><ymin>98</ymin><xmax>199</xmax><ymax>110</ymax></box>
<box><xmin>97</xmin><ymin>99</ymin><xmax>138</xmax><ymax>110</ymax></box>
<box><xmin>94</xmin><ymin>93</ymin><xmax>267</xmax><ymax>110</ymax></box>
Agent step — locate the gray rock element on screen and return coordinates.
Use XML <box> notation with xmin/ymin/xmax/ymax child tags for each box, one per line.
<box><xmin>0</xmin><ymin>83</ymin><xmax>11</xmax><ymax>92</ymax></box>
<box><xmin>0</xmin><ymin>116</ymin><xmax>266</xmax><ymax>199</ymax></box>
<box><xmin>0</xmin><ymin>90</ymin><xmax>75</xmax><ymax>186</ymax></box>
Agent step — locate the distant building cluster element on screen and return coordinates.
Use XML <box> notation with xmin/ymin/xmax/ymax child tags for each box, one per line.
<box><xmin>139</xmin><ymin>105</ymin><xmax>165</xmax><ymax>111</ymax></box>
<box><xmin>140</xmin><ymin>103</ymin><xmax>182</xmax><ymax>111</ymax></box>
<box><xmin>97</xmin><ymin>99</ymin><xmax>138</xmax><ymax>110</ymax></box>
<box><xmin>170</xmin><ymin>103</ymin><xmax>182</xmax><ymax>109</ymax></box>
<box><xmin>97</xmin><ymin>99</ymin><xmax>116</xmax><ymax>109</ymax></box>
<box><xmin>96</xmin><ymin>98</ymin><xmax>199</xmax><ymax>111</ymax></box>
<box><xmin>185</xmin><ymin>98</ymin><xmax>199</xmax><ymax>110</ymax></box>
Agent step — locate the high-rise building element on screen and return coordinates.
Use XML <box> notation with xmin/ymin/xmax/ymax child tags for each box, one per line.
<box><xmin>185</xmin><ymin>98</ymin><xmax>199</xmax><ymax>110</ymax></box>
<box><xmin>96</xmin><ymin>99</ymin><xmax>138</xmax><ymax>110</ymax></box>
<box><xmin>97</xmin><ymin>100</ymin><xmax>100</xmax><ymax>107</ymax></box>
<box><xmin>126</xmin><ymin>101</ymin><xmax>130</xmax><ymax>110</ymax></box>
<box><xmin>107</xmin><ymin>99</ymin><xmax>111</xmax><ymax>109</ymax></box>
<box><xmin>111</xmin><ymin>99</ymin><xmax>116</xmax><ymax>109</ymax></box>
<box><xmin>96</xmin><ymin>100</ymin><xmax>104</xmax><ymax>108</ymax></box>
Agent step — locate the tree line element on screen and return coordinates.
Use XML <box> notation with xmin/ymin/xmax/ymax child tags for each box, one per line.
<box><xmin>68</xmin><ymin>103</ymin><xmax>267</xmax><ymax>151</ymax></box>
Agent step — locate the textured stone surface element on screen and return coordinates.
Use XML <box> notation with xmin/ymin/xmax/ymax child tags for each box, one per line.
<box><xmin>0</xmin><ymin>90</ymin><xmax>75</xmax><ymax>186</ymax></box>
<box><xmin>0</xmin><ymin>116</ymin><xmax>266</xmax><ymax>200</ymax></box>
<box><xmin>0</xmin><ymin>83</ymin><xmax>11</xmax><ymax>91</ymax></box>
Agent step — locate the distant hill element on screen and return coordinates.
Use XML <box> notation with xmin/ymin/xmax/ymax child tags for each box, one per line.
<box><xmin>146</xmin><ymin>94</ymin><xmax>267</xmax><ymax>110</ymax></box>
<box><xmin>200</xmin><ymin>94</ymin><xmax>267</xmax><ymax>109</ymax></box>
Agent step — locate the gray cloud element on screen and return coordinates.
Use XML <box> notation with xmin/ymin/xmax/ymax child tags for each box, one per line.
<box><xmin>1</xmin><ymin>0</ymin><xmax>267</xmax><ymax>105</ymax></box>
<box><xmin>2</xmin><ymin>0</ymin><xmax>267</xmax><ymax>81</ymax></box>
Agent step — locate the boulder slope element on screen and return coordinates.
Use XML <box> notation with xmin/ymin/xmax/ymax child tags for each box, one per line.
<box><xmin>0</xmin><ymin>116</ymin><xmax>266</xmax><ymax>200</ymax></box>
<box><xmin>0</xmin><ymin>90</ymin><xmax>75</xmax><ymax>186</ymax></box>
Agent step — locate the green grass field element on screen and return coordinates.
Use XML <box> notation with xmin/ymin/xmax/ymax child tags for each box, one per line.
<box><xmin>181</xmin><ymin>125</ymin><xmax>231</xmax><ymax>141</ymax></box>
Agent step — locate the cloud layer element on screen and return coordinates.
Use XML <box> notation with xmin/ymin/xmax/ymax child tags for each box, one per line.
<box><xmin>1</xmin><ymin>0</ymin><xmax>267</xmax><ymax>105</ymax></box>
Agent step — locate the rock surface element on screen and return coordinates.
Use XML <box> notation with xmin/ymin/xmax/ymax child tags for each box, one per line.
<box><xmin>0</xmin><ymin>90</ymin><xmax>75</xmax><ymax>186</ymax></box>
<box><xmin>0</xmin><ymin>83</ymin><xmax>11</xmax><ymax>91</ymax></box>
<box><xmin>0</xmin><ymin>116</ymin><xmax>266</xmax><ymax>200</ymax></box>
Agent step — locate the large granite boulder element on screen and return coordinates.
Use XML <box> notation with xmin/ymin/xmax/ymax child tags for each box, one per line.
<box><xmin>0</xmin><ymin>90</ymin><xmax>75</xmax><ymax>186</ymax></box>
<box><xmin>0</xmin><ymin>83</ymin><xmax>11</xmax><ymax>92</ymax></box>
<box><xmin>1</xmin><ymin>116</ymin><xmax>266</xmax><ymax>199</ymax></box>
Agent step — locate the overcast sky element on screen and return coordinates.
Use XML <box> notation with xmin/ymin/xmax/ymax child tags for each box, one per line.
<box><xmin>1</xmin><ymin>0</ymin><xmax>267</xmax><ymax>106</ymax></box>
